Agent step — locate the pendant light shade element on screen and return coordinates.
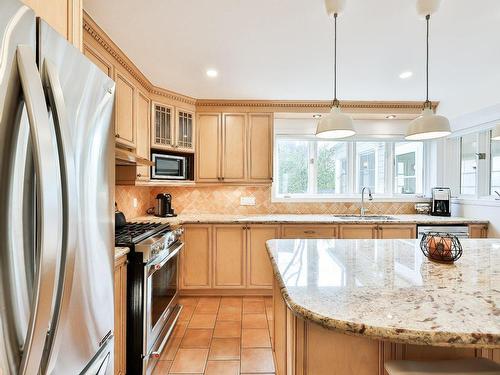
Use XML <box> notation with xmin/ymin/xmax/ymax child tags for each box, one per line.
<box><xmin>405</xmin><ymin>107</ymin><xmax>450</xmax><ymax>140</ymax></box>
<box><xmin>316</xmin><ymin>2</ymin><xmax>355</xmax><ymax>139</ymax></box>
<box><xmin>405</xmin><ymin>8</ymin><xmax>451</xmax><ymax>140</ymax></box>
<box><xmin>316</xmin><ymin>106</ymin><xmax>355</xmax><ymax>138</ymax></box>
<box><xmin>325</xmin><ymin>0</ymin><xmax>346</xmax><ymax>17</ymax></box>
<box><xmin>492</xmin><ymin>125</ymin><xmax>500</xmax><ymax>140</ymax></box>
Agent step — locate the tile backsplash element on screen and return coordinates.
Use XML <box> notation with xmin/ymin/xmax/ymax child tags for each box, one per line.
<box><xmin>116</xmin><ymin>185</ymin><xmax>418</xmax><ymax>219</ymax></box>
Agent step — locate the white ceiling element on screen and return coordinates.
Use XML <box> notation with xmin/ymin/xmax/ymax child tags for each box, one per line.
<box><xmin>84</xmin><ymin>0</ymin><xmax>500</xmax><ymax>120</ymax></box>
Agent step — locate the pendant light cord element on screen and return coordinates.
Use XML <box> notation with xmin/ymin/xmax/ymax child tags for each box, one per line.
<box><xmin>425</xmin><ymin>14</ymin><xmax>431</xmax><ymax>108</ymax></box>
<box><xmin>333</xmin><ymin>13</ymin><xmax>338</xmax><ymax>107</ymax></box>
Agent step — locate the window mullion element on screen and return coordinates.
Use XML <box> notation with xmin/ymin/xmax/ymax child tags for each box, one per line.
<box><xmin>349</xmin><ymin>142</ymin><xmax>356</xmax><ymax>194</ymax></box>
<box><xmin>386</xmin><ymin>143</ymin><xmax>394</xmax><ymax>196</ymax></box>
<box><xmin>308</xmin><ymin>140</ymin><xmax>317</xmax><ymax>194</ymax></box>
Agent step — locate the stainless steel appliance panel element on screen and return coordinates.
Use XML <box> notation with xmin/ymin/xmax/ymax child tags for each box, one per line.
<box><xmin>417</xmin><ymin>225</ymin><xmax>469</xmax><ymax>239</ymax></box>
<box><xmin>1</xmin><ymin>2</ymin><xmax>64</xmax><ymax>374</ymax></box>
<box><xmin>37</xmin><ymin>21</ymin><xmax>116</xmax><ymax>374</ymax></box>
<box><xmin>152</xmin><ymin>153</ymin><xmax>188</xmax><ymax>180</ymax></box>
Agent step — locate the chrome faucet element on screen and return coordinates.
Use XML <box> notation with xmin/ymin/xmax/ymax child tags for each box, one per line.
<box><xmin>360</xmin><ymin>187</ymin><xmax>373</xmax><ymax>216</ymax></box>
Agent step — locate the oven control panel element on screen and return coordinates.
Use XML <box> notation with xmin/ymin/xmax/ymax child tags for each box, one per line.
<box><xmin>136</xmin><ymin>227</ymin><xmax>184</xmax><ymax>262</ymax></box>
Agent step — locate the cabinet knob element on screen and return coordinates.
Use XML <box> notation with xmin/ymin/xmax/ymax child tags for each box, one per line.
<box><xmin>137</xmin><ymin>173</ymin><xmax>142</xmax><ymax>177</ymax></box>
<box><xmin>115</xmin><ymin>133</ymin><xmax>120</xmax><ymax>138</ymax></box>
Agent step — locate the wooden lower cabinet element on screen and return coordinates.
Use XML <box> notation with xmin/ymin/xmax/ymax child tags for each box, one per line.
<box><xmin>247</xmin><ymin>225</ymin><xmax>280</xmax><ymax>289</ymax></box>
<box><xmin>339</xmin><ymin>224</ymin><xmax>378</xmax><ymax>239</ymax></box>
<box><xmin>213</xmin><ymin>225</ymin><xmax>246</xmax><ymax>288</ymax></box>
<box><xmin>180</xmin><ymin>224</ymin><xmax>280</xmax><ymax>293</ymax></box>
<box><xmin>282</xmin><ymin>225</ymin><xmax>337</xmax><ymax>239</ymax></box>
<box><xmin>378</xmin><ymin>224</ymin><xmax>416</xmax><ymax>239</ymax></box>
<box><xmin>469</xmin><ymin>224</ymin><xmax>488</xmax><ymax>238</ymax></box>
<box><xmin>180</xmin><ymin>225</ymin><xmax>212</xmax><ymax>289</ymax></box>
<box><xmin>272</xmin><ymin>279</ymin><xmax>499</xmax><ymax>375</ymax></box>
<box><xmin>114</xmin><ymin>255</ymin><xmax>127</xmax><ymax>375</ymax></box>
<box><xmin>338</xmin><ymin>224</ymin><xmax>417</xmax><ymax>239</ymax></box>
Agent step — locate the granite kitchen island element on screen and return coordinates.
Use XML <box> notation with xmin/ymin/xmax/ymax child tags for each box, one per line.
<box><xmin>266</xmin><ymin>238</ymin><xmax>500</xmax><ymax>375</ymax></box>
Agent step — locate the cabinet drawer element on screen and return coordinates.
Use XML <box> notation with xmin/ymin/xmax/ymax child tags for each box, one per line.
<box><xmin>281</xmin><ymin>225</ymin><xmax>337</xmax><ymax>239</ymax></box>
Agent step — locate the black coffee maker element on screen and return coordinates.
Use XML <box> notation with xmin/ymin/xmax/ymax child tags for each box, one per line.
<box><xmin>154</xmin><ymin>193</ymin><xmax>176</xmax><ymax>217</ymax></box>
<box><xmin>431</xmin><ymin>187</ymin><xmax>451</xmax><ymax>216</ymax></box>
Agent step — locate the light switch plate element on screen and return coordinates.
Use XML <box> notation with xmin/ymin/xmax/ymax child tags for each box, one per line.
<box><xmin>240</xmin><ymin>196</ymin><xmax>256</xmax><ymax>206</ymax></box>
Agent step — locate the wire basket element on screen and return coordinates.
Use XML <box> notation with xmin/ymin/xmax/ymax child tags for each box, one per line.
<box><xmin>420</xmin><ymin>232</ymin><xmax>463</xmax><ymax>264</ymax></box>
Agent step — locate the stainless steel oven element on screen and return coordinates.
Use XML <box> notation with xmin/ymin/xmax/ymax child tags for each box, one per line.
<box><xmin>152</xmin><ymin>153</ymin><xmax>188</xmax><ymax>180</ymax></box>
<box><xmin>145</xmin><ymin>241</ymin><xmax>182</xmax><ymax>353</ymax></box>
<box><xmin>119</xmin><ymin>222</ymin><xmax>184</xmax><ymax>375</ymax></box>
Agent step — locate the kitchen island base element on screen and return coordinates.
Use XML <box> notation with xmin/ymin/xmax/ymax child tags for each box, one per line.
<box><xmin>273</xmin><ymin>281</ymin><xmax>500</xmax><ymax>375</ymax></box>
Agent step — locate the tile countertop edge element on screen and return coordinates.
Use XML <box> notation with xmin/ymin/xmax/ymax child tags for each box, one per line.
<box><xmin>264</xmin><ymin>240</ymin><xmax>499</xmax><ymax>349</ymax></box>
<box><xmin>132</xmin><ymin>214</ymin><xmax>489</xmax><ymax>225</ymax></box>
<box><xmin>115</xmin><ymin>247</ymin><xmax>129</xmax><ymax>260</ymax></box>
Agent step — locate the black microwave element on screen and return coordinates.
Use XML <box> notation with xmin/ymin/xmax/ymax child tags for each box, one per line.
<box><xmin>151</xmin><ymin>152</ymin><xmax>193</xmax><ymax>180</ymax></box>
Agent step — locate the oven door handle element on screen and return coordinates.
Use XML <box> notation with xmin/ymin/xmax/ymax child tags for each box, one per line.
<box><xmin>147</xmin><ymin>242</ymin><xmax>184</xmax><ymax>277</ymax></box>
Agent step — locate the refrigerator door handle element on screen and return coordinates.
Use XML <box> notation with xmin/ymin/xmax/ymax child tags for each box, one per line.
<box><xmin>39</xmin><ymin>58</ymin><xmax>78</xmax><ymax>374</ymax></box>
<box><xmin>16</xmin><ymin>45</ymin><xmax>63</xmax><ymax>375</ymax></box>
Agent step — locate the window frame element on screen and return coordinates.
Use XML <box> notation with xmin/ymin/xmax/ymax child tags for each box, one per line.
<box><xmin>272</xmin><ymin>135</ymin><xmax>428</xmax><ymax>202</ymax></box>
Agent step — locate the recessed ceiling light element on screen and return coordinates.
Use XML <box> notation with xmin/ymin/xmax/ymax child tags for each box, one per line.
<box><xmin>399</xmin><ymin>71</ymin><xmax>413</xmax><ymax>79</ymax></box>
<box><xmin>313</xmin><ymin>114</ymin><xmax>322</xmax><ymax>119</ymax></box>
<box><xmin>206</xmin><ymin>69</ymin><xmax>218</xmax><ymax>78</ymax></box>
<box><xmin>386</xmin><ymin>115</ymin><xmax>396</xmax><ymax>119</ymax></box>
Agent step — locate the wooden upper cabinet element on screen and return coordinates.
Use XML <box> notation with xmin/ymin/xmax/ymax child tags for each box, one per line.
<box><xmin>136</xmin><ymin>91</ymin><xmax>151</xmax><ymax>181</ymax></box>
<box><xmin>114</xmin><ymin>71</ymin><xmax>136</xmax><ymax>148</ymax></box>
<box><xmin>176</xmin><ymin>109</ymin><xmax>195</xmax><ymax>152</ymax></box>
<box><xmin>181</xmin><ymin>225</ymin><xmax>212</xmax><ymax>289</ymax></box>
<box><xmin>338</xmin><ymin>224</ymin><xmax>378</xmax><ymax>239</ymax></box>
<box><xmin>196</xmin><ymin>113</ymin><xmax>221</xmax><ymax>182</ymax></box>
<box><xmin>151</xmin><ymin>103</ymin><xmax>175</xmax><ymax>150</ymax></box>
<box><xmin>247</xmin><ymin>225</ymin><xmax>280</xmax><ymax>289</ymax></box>
<box><xmin>83</xmin><ymin>46</ymin><xmax>113</xmax><ymax>77</ymax></box>
<box><xmin>248</xmin><ymin>114</ymin><xmax>273</xmax><ymax>182</ymax></box>
<box><xmin>222</xmin><ymin>113</ymin><xmax>247</xmax><ymax>182</ymax></box>
<box><xmin>213</xmin><ymin>225</ymin><xmax>246</xmax><ymax>288</ymax></box>
<box><xmin>378</xmin><ymin>225</ymin><xmax>416</xmax><ymax>239</ymax></box>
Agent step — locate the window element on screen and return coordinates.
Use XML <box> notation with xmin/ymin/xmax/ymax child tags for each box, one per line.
<box><xmin>460</xmin><ymin>134</ymin><xmax>477</xmax><ymax>195</ymax></box>
<box><xmin>491</xmin><ymin>135</ymin><xmax>500</xmax><ymax>194</ymax></box>
<box><xmin>394</xmin><ymin>142</ymin><xmax>423</xmax><ymax>195</ymax></box>
<box><xmin>316</xmin><ymin>142</ymin><xmax>348</xmax><ymax>194</ymax></box>
<box><xmin>355</xmin><ymin>142</ymin><xmax>386</xmax><ymax>194</ymax></box>
<box><xmin>274</xmin><ymin>136</ymin><xmax>424</xmax><ymax>199</ymax></box>
<box><xmin>276</xmin><ymin>139</ymin><xmax>309</xmax><ymax>195</ymax></box>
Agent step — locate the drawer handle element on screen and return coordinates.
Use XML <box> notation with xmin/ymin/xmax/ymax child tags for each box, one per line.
<box><xmin>304</xmin><ymin>230</ymin><xmax>316</xmax><ymax>234</ymax></box>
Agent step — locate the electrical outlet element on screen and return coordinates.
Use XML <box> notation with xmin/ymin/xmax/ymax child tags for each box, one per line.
<box><xmin>240</xmin><ymin>196</ymin><xmax>256</xmax><ymax>206</ymax></box>
<box><xmin>133</xmin><ymin>198</ymin><xmax>138</xmax><ymax>208</ymax></box>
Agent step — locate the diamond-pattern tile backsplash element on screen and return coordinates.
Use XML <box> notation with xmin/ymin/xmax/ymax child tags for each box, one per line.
<box><xmin>115</xmin><ymin>185</ymin><xmax>418</xmax><ymax>219</ymax></box>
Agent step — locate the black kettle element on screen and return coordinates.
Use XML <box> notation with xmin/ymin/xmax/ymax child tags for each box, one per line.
<box><xmin>154</xmin><ymin>193</ymin><xmax>176</xmax><ymax>217</ymax></box>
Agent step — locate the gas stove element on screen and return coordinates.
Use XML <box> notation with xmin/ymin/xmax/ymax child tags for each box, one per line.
<box><xmin>115</xmin><ymin>221</ymin><xmax>182</xmax><ymax>263</ymax></box>
<box><xmin>115</xmin><ymin>222</ymin><xmax>168</xmax><ymax>247</ymax></box>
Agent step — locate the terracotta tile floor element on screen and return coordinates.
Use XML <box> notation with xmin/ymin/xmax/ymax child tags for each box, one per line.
<box><xmin>153</xmin><ymin>296</ymin><xmax>275</xmax><ymax>375</ymax></box>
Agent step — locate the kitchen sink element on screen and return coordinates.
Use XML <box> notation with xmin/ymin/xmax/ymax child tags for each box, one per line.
<box><xmin>335</xmin><ymin>215</ymin><xmax>397</xmax><ymax>221</ymax></box>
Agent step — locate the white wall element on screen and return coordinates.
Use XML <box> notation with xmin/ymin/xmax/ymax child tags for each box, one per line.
<box><xmin>452</xmin><ymin>201</ymin><xmax>500</xmax><ymax>238</ymax></box>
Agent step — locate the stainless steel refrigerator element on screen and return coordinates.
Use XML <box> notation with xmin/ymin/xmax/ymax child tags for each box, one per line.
<box><xmin>0</xmin><ymin>0</ymin><xmax>116</xmax><ymax>374</ymax></box>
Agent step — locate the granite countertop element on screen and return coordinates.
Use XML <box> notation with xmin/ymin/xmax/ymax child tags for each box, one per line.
<box><xmin>266</xmin><ymin>238</ymin><xmax>500</xmax><ymax>348</ymax></box>
<box><xmin>115</xmin><ymin>247</ymin><xmax>129</xmax><ymax>260</ymax></box>
<box><xmin>132</xmin><ymin>213</ymin><xmax>488</xmax><ymax>226</ymax></box>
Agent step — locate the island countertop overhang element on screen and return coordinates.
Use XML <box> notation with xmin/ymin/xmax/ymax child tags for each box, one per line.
<box><xmin>266</xmin><ymin>238</ymin><xmax>500</xmax><ymax>348</ymax></box>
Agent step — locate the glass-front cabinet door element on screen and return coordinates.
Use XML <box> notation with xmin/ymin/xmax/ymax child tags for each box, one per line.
<box><xmin>152</xmin><ymin>103</ymin><xmax>174</xmax><ymax>149</ymax></box>
<box><xmin>176</xmin><ymin>109</ymin><xmax>195</xmax><ymax>152</ymax></box>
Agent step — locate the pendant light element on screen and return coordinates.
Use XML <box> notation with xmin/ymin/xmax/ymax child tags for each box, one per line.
<box><xmin>316</xmin><ymin>0</ymin><xmax>355</xmax><ymax>139</ymax></box>
<box><xmin>405</xmin><ymin>0</ymin><xmax>451</xmax><ymax>140</ymax></box>
<box><xmin>492</xmin><ymin>125</ymin><xmax>500</xmax><ymax>141</ymax></box>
